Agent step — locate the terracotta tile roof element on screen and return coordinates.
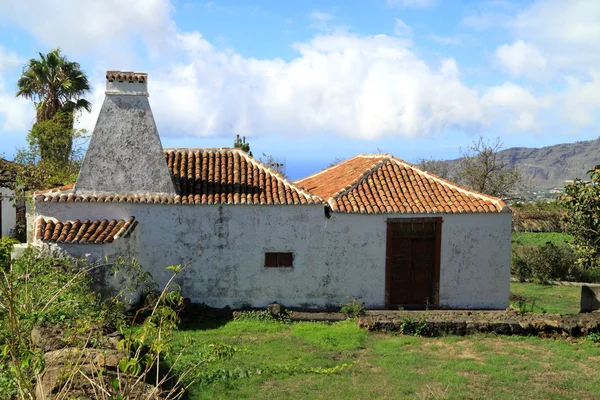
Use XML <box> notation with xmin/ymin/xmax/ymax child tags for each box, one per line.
<box><xmin>35</xmin><ymin>149</ymin><xmax>319</xmax><ymax>206</ymax></box>
<box><xmin>35</xmin><ymin>216</ymin><xmax>137</xmax><ymax>244</ymax></box>
<box><xmin>295</xmin><ymin>154</ymin><xmax>508</xmax><ymax>214</ymax></box>
<box><xmin>106</xmin><ymin>71</ymin><xmax>147</xmax><ymax>82</ymax></box>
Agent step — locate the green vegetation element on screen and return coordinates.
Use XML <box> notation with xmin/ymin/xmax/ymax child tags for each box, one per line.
<box><xmin>1</xmin><ymin>242</ymin><xmax>597</xmax><ymax>399</ymax></box>
<box><xmin>511</xmin><ymin>232</ymin><xmax>573</xmax><ymax>247</ymax></box>
<box><xmin>166</xmin><ymin>317</ymin><xmax>600</xmax><ymax>399</ymax></box>
<box><xmin>418</xmin><ymin>135</ymin><xmax>521</xmax><ymax>198</ymax></box>
<box><xmin>510</xmin><ymin>282</ymin><xmax>581</xmax><ymax>314</ymax></box>
<box><xmin>559</xmin><ymin>165</ymin><xmax>600</xmax><ymax>281</ymax></box>
<box><xmin>511</xmin><ymin>243</ymin><xmax>579</xmax><ymax>283</ymax></box>
<box><xmin>511</xmin><ymin>200</ymin><xmax>565</xmax><ymax>233</ymax></box>
<box><xmin>339</xmin><ymin>297</ymin><xmax>365</xmax><ymax>318</ymax></box>
<box><xmin>0</xmin><ymin>243</ymin><xmax>207</xmax><ymax>399</ymax></box>
<box><xmin>509</xmin><ymin>232</ymin><xmax>597</xmax><ymax>283</ymax></box>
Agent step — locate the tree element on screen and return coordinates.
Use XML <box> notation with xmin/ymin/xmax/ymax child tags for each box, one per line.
<box><xmin>455</xmin><ymin>136</ymin><xmax>520</xmax><ymax>198</ymax></box>
<box><xmin>328</xmin><ymin>157</ymin><xmax>345</xmax><ymax>167</ymax></box>
<box><xmin>259</xmin><ymin>153</ymin><xmax>286</xmax><ymax>178</ymax></box>
<box><xmin>558</xmin><ymin>165</ymin><xmax>600</xmax><ymax>281</ymax></box>
<box><xmin>14</xmin><ymin>112</ymin><xmax>88</xmax><ymax>192</ymax></box>
<box><xmin>233</xmin><ymin>134</ymin><xmax>252</xmax><ymax>156</ymax></box>
<box><xmin>16</xmin><ymin>49</ymin><xmax>91</xmax><ymax>163</ymax></box>
<box><xmin>416</xmin><ymin>157</ymin><xmax>452</xmax><ymax>180</ymax></box>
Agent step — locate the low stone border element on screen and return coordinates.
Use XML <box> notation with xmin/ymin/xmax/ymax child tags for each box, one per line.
<box><xmin>510</xmin><ymin>277</ymin><xmax>600</xmax><ymax>287</ymax></box>
<box><xmin>358</xmin><ymin>310</ymin><xmax>600</xmax><ymax>337</ymax></box>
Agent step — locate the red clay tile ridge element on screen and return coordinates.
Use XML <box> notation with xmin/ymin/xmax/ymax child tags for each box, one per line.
<box><xmin>105</xmin><ymin>70</ymin><xmax>148</xmax><ymax>96</ymax></box>
<box><xmin>35</xmin><ymin>148</ymin><xmax>320</xmax><ymax>205</ymax></box>
<box><xmin>106</xmin><ymin>71</ymin><xmax>147</xmax><ymax>82</ymax></box>
<box><xmin>295</xmin><ymin>154</ymin><xmax>509</xmax><ymax>214</ymax></box>
<box><xmin>34</xmin><ymin>216</ymin><xmax>137</xmax><ymax>244</ymax></box>
<box><xmin>164</xmin><ymin>148</ymin><xmax>320</xmax><ymax>205</ymax></box>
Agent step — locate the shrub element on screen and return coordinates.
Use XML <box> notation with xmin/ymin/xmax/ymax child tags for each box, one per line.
<box><xmin>0</xmin><ymin>247</ymin><xmax>206</xmax><ymax>399</ymax></box>
<box><xmin>558</xmin><ymin>165</ymin><xmax>600</xmax><ymax>280</ymax></box>
<box><xmin>588</xmin><ymin>332</ymin><xmax>600</xmax><ymax>344</ymax></box>
<box><xmin>0</xmin><ymin>236</ymin><xmax>19</xmax><ymax>271</ymax></box>
<box><xmin>511</xmin><ymin>243</ymin><xmax>579</xmax><ymax>283</ymax></box>
<box><xmin>398</xmin><ymin>315</ymin><xmax>430</xmax><ymax>336</ymax></box>
<box><xmin>339</xmin><ymin>297</ymin><xmax>365</xmax><ymax>318</ymax></box>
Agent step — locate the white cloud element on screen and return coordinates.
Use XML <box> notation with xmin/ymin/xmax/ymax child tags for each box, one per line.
<box><xmin>481</xmin><ymin>82</ymin><xmax>551</xmax><ymax>132</ymax></box>
<box><xmin>310</xmin><ymin>11</ymin><xmax>333</xmax><ymax>23</ymax></box>
<box><xmin>560</xmin><ymin>74</ymin><xmax>600</xmax><ymax>126</ymax></box>
<box><xmin>0</xmin><ymin>46</ymin><xmax>33</xmax><ymax>133</ymax></box>
<box><xmin>0</xmin><ymin>46</ymin><xmax>23</xmax><ymax>71</ymax></box>
<box><xmin>387</xmin><ymin>0</ymin><xmax>435</xmax><ymax>8</ymax></box>
<box><xmin>0</xmin><ymin>0</ymin><xmax>174</xmax><ymax>55</ymax></box>
<box><xmin>494</xmin><ymin>40</ymin><xmax>547</xmax><ymax>79</ymax></box>
<box><xmin>0</xmin><ymin>90</ymin><xmax>32</xmax><ymax>133</ymax></box>
<box><xmin>509</xmin><ymin>0</ymin><xmax>600</xmax><ymax>79</ymax></box>
<box><xmin>488</xmin><ymin>0</ymin><xmax>600</xmax><ymax>130</ymax></box>
<box><xmin>143</xmin><ymin>32</ymin><xmax>484</xmax><ymax>140</ymax></box>
<box><xmin>309</xmin><ymin>10</ymin><xmax>349</xmax><ymax>34</ymax></box>
<box><xmin>6</xmin><ymin>0</ymin><xmax>588</xmax><ymax>141</ymax></box>
<box><xmin>393</xmin><ymin>18</ymin><xmax>412</xmax><ymax>37</ymax></box>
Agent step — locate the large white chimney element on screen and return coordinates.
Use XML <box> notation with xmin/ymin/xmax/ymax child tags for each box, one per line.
<box><xmin>74</xmin><ymin>71</ymin><xmax>176</xmax><ymax>195</ymax></box>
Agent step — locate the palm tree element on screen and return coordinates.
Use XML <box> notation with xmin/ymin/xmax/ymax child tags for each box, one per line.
<box><xmin>16</xmin><ymin>49</ymin><xmax>91</xmax><ymax>165</ymax></box>
<box><xmin>16</xmin><ymin>48</ymin><xmax>91</xmax><ymax>123</ymax></box>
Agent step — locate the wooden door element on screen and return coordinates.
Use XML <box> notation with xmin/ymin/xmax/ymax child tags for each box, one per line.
<box><xmin>386</xmin><ymin>220</ymin><xmax>440</xmax><ymax>307</ymax></box>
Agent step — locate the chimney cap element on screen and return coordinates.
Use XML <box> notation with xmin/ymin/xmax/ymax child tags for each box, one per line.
<box><xmin>105</xmin><ymin>70</ymin><xmax>149</xmax><ymax>96</ymax></box>
<box><xmin>106</xmin><ymin>70</ymin><xmax>147</xmax><ymax>83</ymax></box>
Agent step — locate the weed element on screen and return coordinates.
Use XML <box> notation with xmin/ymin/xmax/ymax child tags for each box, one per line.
<box><xmin>340</xmin><ymin>297</ymin><xmax>365</xmax><ymax>318</ymax></box>
<box><xmin>0</xmin><ymin>246</ymin><xmax>211</xmax><ymax>399</ymax></box>
<box><xmin>509</xmin><ymin>294</ymin><xmax>547</xmax><ymax>315</ymax></box>
<box><xmin>398</xmin><ymin>315</ymin><xmax>430</xmax><ymax>336</ymax></box>
<box><xmin>588</xmin><ymin>332</ymin><xmax>600</xmax><ymax>344</ymax></box>
<box><xmin>510</xmin><ymin>282</ymin><xmax>580</xmax><ymax>314</ymax></box>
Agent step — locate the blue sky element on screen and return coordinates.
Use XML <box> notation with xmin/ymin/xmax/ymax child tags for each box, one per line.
<box><xmin>0</xmin><ymin>0</ymin><xmax>599</xmax><ymax>180</ymax></box>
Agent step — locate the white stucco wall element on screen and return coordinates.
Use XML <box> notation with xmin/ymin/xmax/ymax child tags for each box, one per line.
<box><xmin>33</xmin><ymin>201</ymin><xmax>511</xmax><ymax>309</ymax></box>
<box><xmin>321</xmin><ymin>212</ymin><xmax>512</xmax><ymax>309</ymax></box>
<box><xmin>1</xmin><ymin>187</ymin><xmax>17</xmax><ymax>237</ymax></box>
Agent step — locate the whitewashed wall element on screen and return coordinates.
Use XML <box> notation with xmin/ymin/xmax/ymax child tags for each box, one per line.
<box><xmin>320</xmin><ymin>212</ymin><xmax>511</xmax><ymax>309</ymax></box>
<box><xmin>33</xmin><ymin>201</ymin><xmax>511</xmax><ymax>309</ymax></box>
<box><xmin>1</xmin><ymin>188</ymin><xmax>17</xmax><ymax>237</ymax></box>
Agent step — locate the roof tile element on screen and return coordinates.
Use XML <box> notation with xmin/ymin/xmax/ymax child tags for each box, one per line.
<box><xmin>36</xmin><ymin>149</ymin><xmax>319</xmax><ymax>206</ymax></box>
<box><xmin>295</xmin><ymin>154</ymin><xmax>507</xmax><ymax>214</ymax></box>
<box><xmin>35</xmin><ymin>216</ymin><xmax>137</xmax><ymax>244</ymax></box>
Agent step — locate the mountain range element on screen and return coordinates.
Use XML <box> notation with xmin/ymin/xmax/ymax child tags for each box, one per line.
<box><xmin>447</xmin><ymin>137</ymin><xmax>600</xmax><ymax>189</ymax></box>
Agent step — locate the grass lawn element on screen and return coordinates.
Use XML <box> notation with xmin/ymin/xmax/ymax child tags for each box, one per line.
<box><xmin>511</xmin><ymin>232</ymin><xmax>574</xmax><ymax>247</ymax></box>
<box><xmin>170</xmin><ymin>317</ymin><xmax>600</xmax><ymax>399</ymax></box>
<box><xmin>510</xmin><ymin>282</ymin><xmax>581</xmax><ymax>314</ymax></box>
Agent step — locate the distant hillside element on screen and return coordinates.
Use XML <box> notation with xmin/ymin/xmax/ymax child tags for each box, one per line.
<box><xmin>447</xmin><ymin>137</ymin><xmax>600</xmax><ymax>189</ymax></box>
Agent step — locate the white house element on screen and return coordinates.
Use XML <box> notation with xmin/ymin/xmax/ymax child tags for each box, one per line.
<box><xmin>29</xmin><ymin>70</ymin><xmax>512</xmax><ymax>310</ymax></box>
<box><xmin>1</xmin><ymin>160</ymin><xmax>18</xmax><ymax>237</ymax></box>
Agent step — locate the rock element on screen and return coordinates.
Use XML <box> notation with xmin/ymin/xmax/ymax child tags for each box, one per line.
<box><xmin>35</xmin><ymin>344</ymin><xmax>166</xmax><ymax>399</ymax></box>
<box><xmin>31</xmin><ymin>325</ymin><xmax>68</xmax><ymax>352</ymax></box>
<box><xmin>44</xmin><ymin>347</ymin><xmax>126</xmax><ymax>369</ymax></box>
<box><xmin>267</xmin><ymin>303</ymin><xmax>281</xmax><ymax>317</ymax></box>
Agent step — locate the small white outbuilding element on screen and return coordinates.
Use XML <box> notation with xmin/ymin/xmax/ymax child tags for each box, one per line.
<box><xmin>29</xmin><ymin>70</ymin><xmax>512</xmax><ymax>310</ymax></box>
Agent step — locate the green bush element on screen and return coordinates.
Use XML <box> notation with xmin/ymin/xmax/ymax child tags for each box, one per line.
<box><xmin>0</xmin><ymin>248</ymin><xmax>204</xmax><ymax>399</ymax></box>
<box><xmin>511</xmin><ymin>243</ymin><xmax>585</xmax><ymax>283</ymax></box>
<box><xmin>0</xmin><ymin>236</ymin><xmax>19</xmax><ymax>271</ymax></box>
<box><xmin>339</xmin><ymin>297</ymin><xmax>365</xmax><ymax>318</ymax></box>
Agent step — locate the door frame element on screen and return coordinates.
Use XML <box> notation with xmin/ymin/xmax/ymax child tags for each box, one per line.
<box><xmin>385</xmin><ymin>217</ymin><xmax>443</xmax><ymax>309</ymax></box>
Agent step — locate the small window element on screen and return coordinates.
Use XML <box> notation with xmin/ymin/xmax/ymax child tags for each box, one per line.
<box><xmin>264</xmin><ymin>252</ymin><xmax>294</xmax><ymax>268</ymax></box>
